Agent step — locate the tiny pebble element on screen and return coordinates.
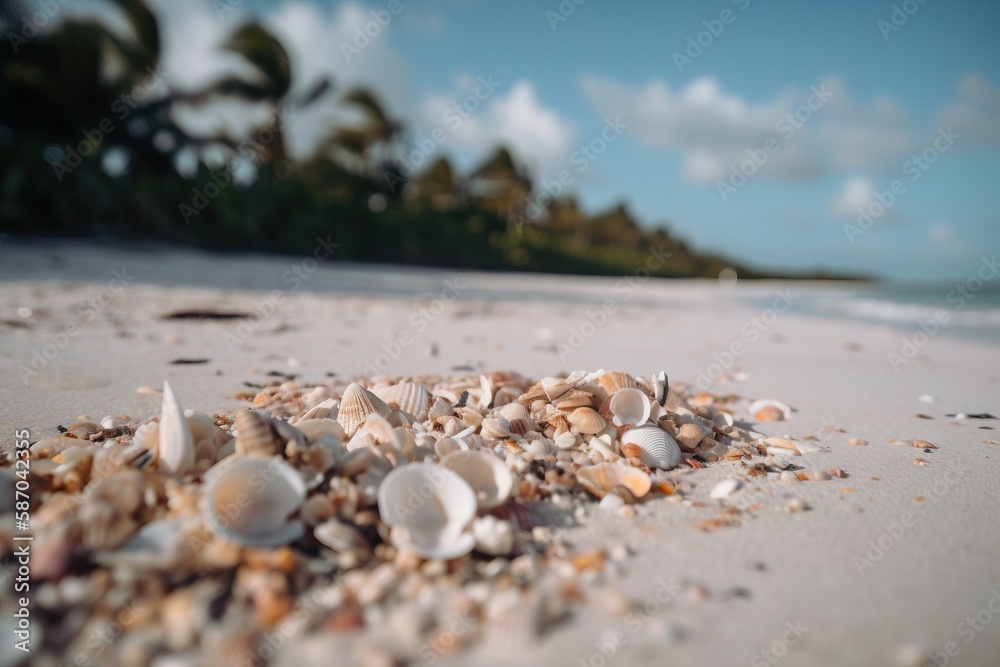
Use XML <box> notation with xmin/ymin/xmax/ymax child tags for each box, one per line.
<box><xmin>617</xmin><ymin>505</ymin><xmax>636</xmax><ymax>518</ymax></box>
<box><xmin>849</xmin><ymin>438</ymin><xmax>868</xmax><ymax>446</ymax></box>
<box><xmin>17</xmin><ymin>307</ymin><xmax>32</xmax><ymax>318</ymax></box>
<box><xmin>918</xmin><ymin>395</ymin><xmax>937</xmax><ymax>403</ymax></box>
<box><xmin>786</xmin><ymin>498</ymin><xmax>809</xmax><ymax>513</ymax></box>
<box><xmin>599</xmin><ymin>494</ymin><xmax>625</xmax><ymax>512</ymax></box>
<box><xmin>710</xmin><ymin>478</ymin><xmax>742</xmax><ymax>499</ymax></box>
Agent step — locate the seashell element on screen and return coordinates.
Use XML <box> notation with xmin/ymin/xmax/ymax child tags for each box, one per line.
<box><xmin>434</xmin><ymin>437</ymin><xmax>463</xmax><ymax>458</ymax></box>
<box><xmin>507</xmin><ymin>418</ymin><xmax>534</xmax><ymax>437</ymax></box>
<box><xmin>713</xmin><ymin>411</ymin><xmax>735</xmax><ymax>427</ymax></box>
<box><xmin>30</xmin><ymin>436</ymin><xmax>81</xmax><ymax>458</ymax></box>
<box><xmin>80</xmin><ymin>500</ymin><xmax>138</xmax><ymax>551</ymax></box>
<box><xmin>597</xmin><ymin>370</ymin><xmax>637</xmax><ymax>395</ymax></box>
<box><xmin>797</xmin><ymin>469</ymin><xmax>832</xmax><ymax>481</ymax></box>
<box><xmin>94</xmin><ymin>516</ymin><xmax>199</xmax><ymax>570</ymax></box>
<box><xmin>710</xmin><ymin>478</ymin><xmax>742</xmax><ymax>499</ymax></box>
<box><xmin>552</xmin><ymin>389</ymin><xmax>595</xmax><ymax>411</ymax></box>
<box><xmin>609</xmin><ymin>388</ymin><xmax>651</xmax><ymax>427</ymax></box>
<box><xmin>427</xmin><ymin>396</ymin><xmax>454</xmax><ymax>420</ymax></box>
<box><xmin>553</xmin><ymin>431</ymin><xmax>579</xmax><ymax>450</ymax></box>
<box><xmin>186</xmin><ymin>412</ymin><xmax>231</xmax><ymax>462</ymax></box>
<box><xmin>87</xmin><ymin>471</ymin><xmax>144</xmax><ymax>515</ymax></box>
<box><xmin>314</xmin><ymin>519</ymin><xmax>370</xmax><ymax>565</ymax></box>
<box><xmin>350</xmin><ymin>413</ymin><xmax>399</xmax><ymax>450</ymax></box>
<box><xmin>65</xmin><ymin>421</ymin><xmax>102</xmax><ymax>439</ymax></box>
<box><xmin>472</xmin><ymin>515</ymin><xmax>515</xmax><ymax>556</ymax></box>
<box><xmin>494</xmin><ymin>385</ymin><xmax>522</xmax><ymax>407</ymax></box>
<box><xmin>620</xmin><ymin>425</ymin><xmax>683</xmax><ymax>470</ymax></box>
<box><xmin>478</xmin><ymin>374</ymin><xmax>493</xmax><ymax>409</ymax></box>
<box><xmin>541</xmin><ymin>376</ymin><xmax>574</xmax><ymax>401</ymax></box>
<box><xmin>526</xmin><ymin>439</ymin><xmax>554</xmax><ymax>457</ymax></box>
<box><xmin>377</xmin><ymin>463</ymin><xmax>477</xmax><ymax>560</ymax></box>
<box><xmin>764</xmin><ymin>437</ymin><xmax>829</xmax><ymax>456</ymax></box>
<box><xmin>481</xmin><ymin>417</ymin><xmax>510</xmax><ymax>440</ymax></box>
<box><xmin>748</xmin><ymin>399</ymin><xmax>792</xmax><ymax>422</ymax></box>
<box><xmin>567</xmin><ymin>407</ymin><xmax>606</xmax><ymax>435</ymax></box>
<box><xmin>482</xmin><ymin>590</ymin><xmax>544</xmax><ymax>650</ymax></box>
<box><xmin>778</xmin><ymin>471</ymin><xmax>801</xmax><ymax>483</ymax></box>
<box><xmin>651</xmin><ymin>371</ymin><xmax>669</xmax><ymax>407</ymax></box>
<box><xmin>498</xmin><ymin>402</ymin><xmax>530</xmax><ymax>422</ymax></box>
<box><xmin>234</xmin><ymin>409</ymin><xmax>281</xmax><ymax>457</ymax></box>
<box><xmin>441</xmin><ymin>450</ymin><xmax>514</xmax><ymax>509</ymax></box>
<box><xmin>577</xmin><ymin>462</ymin><xmax>651</xmax><ymax>502</ymax></box>
<box><xmin>337</xmin><ymin>382</ymin><xmax>392</xmax><ymax>436</ymax></box>
<box><xmin>486</xmin><ymin>370</ymin><xmax>525</xmax><ymax>388</ymax></box>
<box><xmin>301</xmin><ymin>494</ymin><xmax>335</xmax><ymax>526</ymax></box>
<box><xmin>158</xmin><ymin>380</ymin><xmax>195</xmax><ymax>475</ymax></box>
<box><xmin>292</xmin><ymin>398</ymin><xmax>338</xmax><ymax>423</ymax></box>
<box><xmin>375</xmin><ymin>383</ymin><xmax>432</xmax><ymax>421</ymax></box>
<box><xmin>675</xmin><ymin>422</ymin><xmax>709</xmax><ymax>451</ymax></box>
<box><xmin>294</xmin><ymin>418</ymin><xmax>347</xmax><ymax>446</ymax></box>
<box><xmin>201</xmin><ymin>457</ymin><xmax>306</xmax><ymax>548</ymax></box>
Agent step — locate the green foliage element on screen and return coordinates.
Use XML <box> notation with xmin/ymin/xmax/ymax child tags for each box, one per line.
<box><xmin>0</xmin><ymin>0</ymin><xmax>851</xmax><ymax>280</ymax></box>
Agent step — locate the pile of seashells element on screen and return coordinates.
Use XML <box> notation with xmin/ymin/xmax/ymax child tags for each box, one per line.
<box><xmin>0</xmin><ymin>370</ymin><xmax>835</xmax><ymax>666</ymax></box>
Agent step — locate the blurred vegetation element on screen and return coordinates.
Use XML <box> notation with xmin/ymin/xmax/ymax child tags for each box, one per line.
<box><xmin>0</xmin><ymin>0</ymin><xmax>851</xmax><ymax>279</ymax></box>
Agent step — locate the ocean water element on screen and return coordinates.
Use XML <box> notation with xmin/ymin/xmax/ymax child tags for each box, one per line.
<box><xmin>795</xmin><ymin>283</ymin><xmax>1000</xmax><ymax>345</ymax></box>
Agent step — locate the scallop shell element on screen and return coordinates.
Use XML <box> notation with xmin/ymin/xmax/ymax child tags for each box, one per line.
<box><xmin>609</xmin><ymin>388</ymin><xmax>651</xmax><ymax>427</ymax></box>
<box><xmin>201</xmin><ymin>457</ymin><xmax>306</xmax><ymax>547</ymax></box>
<box><xmin>748</xmin><ymin>399</ymin><xmax>792</xmax><ymax>422</ymax></box>
<box><xmin>675</xmin><ymin>422</ymin><xmax>710</xmax><ymax>451</ymax></box>
<box><xmin>159</xmin><ymin>380</ymin><xmax>195</xmax><ymax>475</ymax></box>
<box><xmin>441</xmin><ymin>450</ymin><xmax>514</xmax><ymax>509</ymax></box>
<box><xmin>337</xmin><ymin>382</ymin><xmax>392</xmax><ymax>436</ymax></box>
<box><xmin>552</xmin><ymin>390</ymin><xmax>595</xmax><ymax>411</ymax></box>
<box><xmin>567</xmin><ymin>407</ymin><xmax>606</xmax><ymax>435</ymax></box>
<box><xmin>376</xmin><ymin>463</ymin><xmax>477</xmax><ymax>560</ymax></box>
<box><xmin>498</xmin><ymin>402</ymin><xmax>530</xmax><ymax>422</ymax></box>
<box><xmin>576</xmin><ymin>462</ymin><xmax>651</xmax><ymax>501</ymax></box>
<box><xmin>553</xmin><ymin>431</ymin><xmax>579</xmax><ymax>450</ymax></box>
<box><xmin>294</xmin><ymin>418</ymin><xmax>347</xmax><ymax>446</ymax></box>
<box><xmin>597</xmin><ymin>370</ymin><xmax>637</xmax><ymax>395</ymax></box>
<box><xmin>375</xmin><ymin>383</ymin><xmax>432</xmax><ymax>421</ymax></box>
<box><xmin>620</xmin><ymin>425</ymin><xmax>683</xmax><ymax>470</ymax></box>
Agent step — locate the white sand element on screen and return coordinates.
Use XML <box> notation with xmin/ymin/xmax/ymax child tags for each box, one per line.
<box><xmin>1</xmin><ymin>241</ymin><xmax>999</xmax><ymax>666</ymax></box>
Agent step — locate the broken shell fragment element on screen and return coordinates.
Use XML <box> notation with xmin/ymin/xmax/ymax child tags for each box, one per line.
<box><xmin>567</xmin><ymin>407</ymin><xmax>606</xmax><ymax>435</ymax></box>
<box><xmin>577</xmin><ymin>462</ymin><xmax>651</xmax><ymax>501</ymax></box>
<box><xmin>748</xmin><ymin>399</ymin><xmax>792</xmax><ymax>422</ymax></box>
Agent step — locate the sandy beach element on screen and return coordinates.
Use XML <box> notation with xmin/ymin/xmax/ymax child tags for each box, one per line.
<box><xmin>2</xmin><ymin>240</ymin><xmax>999</xmax><ymax>667</ymax></box>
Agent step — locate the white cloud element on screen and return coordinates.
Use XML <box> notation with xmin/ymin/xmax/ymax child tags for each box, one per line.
<box><xmin>417</xmin><ymin>79</ymin><xmax>576</xmax><ymax>178</ymax></box>
<box><xmin>580</xmin><ymin>74</ymin><xmax>927</xmax><ymax>184</ymax></box>
<box><xmin>939</xmin><ymin>73</ymin><xmax>1000</xmax><ymax>146</ymax></box>
<box><xmin>830</xmin><ymin>176</ymin><xmax>877</xmax><ymax>219</ymax></box>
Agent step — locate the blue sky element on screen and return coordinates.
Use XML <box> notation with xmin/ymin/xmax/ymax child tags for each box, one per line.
<box><xmin>136</xmin><ymin>0</ymin><xmax>1000</xmax><ymax>281</ymax></box>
